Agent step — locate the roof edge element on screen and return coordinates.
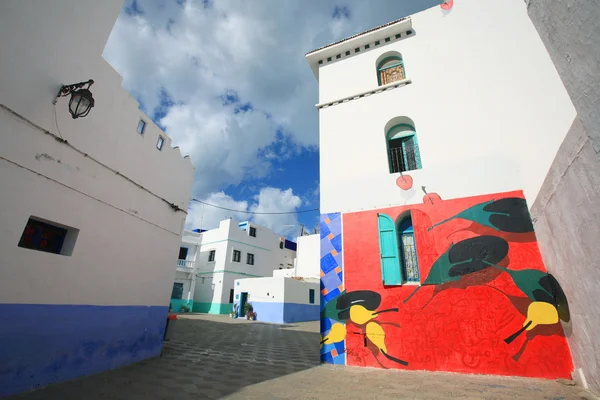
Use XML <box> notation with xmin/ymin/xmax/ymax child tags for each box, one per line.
<box><xmin>305</xmin><ymin>16</ymin><xmax>410</xmax><ymax>56</ymax></box>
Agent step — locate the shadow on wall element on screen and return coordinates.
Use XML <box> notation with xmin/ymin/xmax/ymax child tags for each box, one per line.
<box><xmin>5</xmin><ymin>316</ymin><xmax>321</xmax><ymax>399</ymax></box>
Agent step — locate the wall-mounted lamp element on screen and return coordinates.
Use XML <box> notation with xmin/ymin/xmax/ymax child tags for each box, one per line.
<box><xmin>52</xmin><ymin>79</ymin><xmax>95</xmax><ymax>119</ymax></box>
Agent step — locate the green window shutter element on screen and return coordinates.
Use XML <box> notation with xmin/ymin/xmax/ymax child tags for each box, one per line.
<box><xmin>377</xmin><ymin>213</ymin><xmax>402</xmax><ymax>285</ymax></box>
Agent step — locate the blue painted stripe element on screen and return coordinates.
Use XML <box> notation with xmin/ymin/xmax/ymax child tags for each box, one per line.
<box><xmin>283</xmin><ymin>303</ymin><xmax>320</xmax><ymax>323</ymax></box>
<box><xmin>0</xmin><ymin>304</ymin><xmax>168</xmax><ymax>397</ymax></box>
<box><xmin>250</xmin><ymin>302</ymin><xmax>285</xmax><ymax>324</ymax></box>
<box><xmin>249</xmin><ymin>302</ymin><xmax>319</xmax><ymax>324</ymax></box>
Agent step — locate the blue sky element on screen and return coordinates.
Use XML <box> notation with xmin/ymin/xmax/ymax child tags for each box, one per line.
<box><xmin>104</xmin><ymin>0</ymin><xmax>439</xmax><ymax>238</ymax></box>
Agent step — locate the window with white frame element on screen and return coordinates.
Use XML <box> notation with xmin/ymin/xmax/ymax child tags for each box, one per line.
<box><xmin>137</xmin><ymin>119</ymin><xmax>146</xmax><ymax>135</ymax></box>
<box><xmin>156</xmin><ymin>136</ymin><xmax>165</xmax><ymax>150</ymax></box>
<box><xmin>232</xmin><ymin>249</ymin><xmax>241</xmax><ymax>262</ymax></box>
<box><xmin>247</xmin><ymin>253</ymin><xmax>254</xmax><ymax>265</ymax></box>
<box><xmin>249</xmin><ymin>227</ymin><xmax>257</xmax><ymax>237</ymax></box>
<box><xmin>208</xmin><ymin>250</ymin><xmax>216</xmax><ymax>262</ymax></box>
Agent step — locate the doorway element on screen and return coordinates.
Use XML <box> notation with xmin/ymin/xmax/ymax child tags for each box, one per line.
<box><xmin>239</xmin><ymin>292</ymin><xmax>248</xmax><ymax>317</ymax></box>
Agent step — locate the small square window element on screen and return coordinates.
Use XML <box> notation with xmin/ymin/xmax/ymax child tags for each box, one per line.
<box><xmin>395</xmin><ymin>33</ymin><xmax>401</xmax><ymax>39</ymax></box>
<box><xmin>318</xmin><ymin>60</ymin><xmax>323</xmax><ymax>65</ymax></box>
<box><xmin>385</xmin><ymin>37</ymin><xmax>390</xmax><ymax>42</ymax></box>
<box><xmin>364</xmin><ymin>44</ymin><xmax>370</xmax><ymax>49</ymax></box>
<box><xmin>157</xmin><ymin>136</ymin><xmax>165</xmax><ymax>150</ymax></box>
<box><xmin>374</xmin><ymin>40</ymin><xmax>380</xmax><ymax>46</ymax></box>
<box><xmin>208</xmin><ymin>250</ymin><xmax>216</xmax><ymax>262</ymax></box>
<box><xmin>18</xmin><ymin>217</ymin><xmax>78</xmax><ymax>256</ymax></box>
<box><xmin>232</xmin><ymin>249</ymin><xmax>241</xmax><ymax>263</ymax></box>
<box><xmin>327</xmin><ymin>57</ymin><xmax>332</xmax><ymax>62</ymax></box>
<box><xmin>309</xmin><ymin>289</ymin><xmax>315</xmax><ymax>304</ymax></box>
<box><xmin>249</xmin><ymin>227</ymin><xmax>257</xmax><ymax>237</ymax></box>
<box><xmin>137</xmin><ymin>120</ymin><xmax>146</xmax><ymax>135</ymax></box>
<box><xmin>355</xmin><ymin>48</ymin><xmax>360</xmax><ymax>53</ymax></box>
<box><xmin>345</xmin><ymin>51</ymin><xmax>350</xmax><ymax>56</ymax></box>
<box><xmin>247</xmin><ymin>253</ymin><xmax>255</xmax><ymax>265</ymax></box>
<box><xmin>336</xmin><ymin>54</ymin><xmax>341</xmax><ymax>59</ymax></box>
<box><xmin>407</xmin><ymin>30</ymin><xmax>413</xmax><ymax>35</ymax></box>
<box><xmin>279</xmin><ymin>242</ymin><xmax>284</xmax><ymax>249</ymax></box>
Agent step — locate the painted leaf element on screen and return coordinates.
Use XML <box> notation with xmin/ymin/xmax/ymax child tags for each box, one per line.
<box><xmin>539</xmin><ymin>274</ymin><xmax>570</xmax><ymax>322</ymax></box>
<box><xmin>336</xmin><ymin>290</ymin><xmax>381</xmax><ymax>321</ymax></box>
<box><xmin>483</xmin><ymin>198</ymin><xmax>534</xmax><ymax>233</ymax></box>
<box><xmin>424</xmin><ymin>236</ymin><xmax>509</xmax><ymax>285</ymax></box>
<box><xmin>429</xmin><ymin>197</ymin><xmax>534</xmax><ymax>233</ymax></box>
<box><xmin>492</xmin><ymin>266</ymin><xmax>550</xmax><ymax>302</ymax></box>
<box><xmin>321</xmin><ymin>291</ymin><xmax>345</xmax><ymax>322</ymax></box>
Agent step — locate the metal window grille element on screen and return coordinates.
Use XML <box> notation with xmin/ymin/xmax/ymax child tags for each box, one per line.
<box><xmin>389</xmin><ymin>136</ymin><xmax>421</xmax><ymax>173</ymax></box>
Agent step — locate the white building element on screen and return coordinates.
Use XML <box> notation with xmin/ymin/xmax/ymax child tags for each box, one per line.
<box><xmin>174</xmin><ymin>219</ymin><xmax>297</xmax><ymax>314</ymax></box>
<box><xmin>234</xmin><ymin>234</ymin><xmax>321</xmax><ymax>324</ymax></box>
<box><xmin>170</xmin><ymin>230</ymin><xmax>203</xmax><ymax>312</ymax></box>
<box><xmin>0</xmin><ymin>0</ymin><xmax>194</xmax><ymax>396</ymax></box>
<box><xmin>308</xmin><ymin>0</ymin><xmax>576</xmax><ymax>379</ymax></box>
<box><xmin>234</xmin><ymin>276</ymin><xmax>319</xmax><ymax>324</ymax></box>
<box><xmin>308</xmin><ymin>3</ymin><xmax>575</xmax><ymax>215</ymax></box>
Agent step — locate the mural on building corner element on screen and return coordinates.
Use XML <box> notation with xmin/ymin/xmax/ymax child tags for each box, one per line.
<box><xmin>320</xmin><ymin>212</ymin><xmax>345</xmax><ymax>365</ymax></box>
<box><xmin>322</xmin><ymin>290</ymin><xmax>408</xmax><ymax>366</ymax></box>
<box><xmin>334</xmin><ymin>189</ymin><xmax>572</xmax><ymax>378</ymax></box>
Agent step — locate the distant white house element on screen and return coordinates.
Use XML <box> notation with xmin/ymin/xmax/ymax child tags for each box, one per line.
<box><xmin>170</xmin><ymin>219</ymin><xmax>297</xmax><ymax>314</ymax></box>
<box><xmin>234</xmin><ymin>234</ymin><xmax>321</xmax><ymax>324</ymax></box>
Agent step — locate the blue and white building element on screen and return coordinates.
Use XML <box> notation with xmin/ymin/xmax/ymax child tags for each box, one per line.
<box><xmin>233</xmin><ymin>234</ymin><xmax>321</xmax><ymax>323</ymax></box>
<box><xmin>0</xmin><ymin>0</ymin><xmax>194</xmax><ymax>396</ymax></box>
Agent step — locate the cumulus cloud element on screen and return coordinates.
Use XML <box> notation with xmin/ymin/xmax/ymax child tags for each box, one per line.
<box><xmin>186</xmin><ymin>187</ymin><xmax>302</xmax><ymax>237</ymax></box>
<box><xmin>103</xmin><ymin>0</ymin><xmax>439</xmax><ymax>229</ymax></box>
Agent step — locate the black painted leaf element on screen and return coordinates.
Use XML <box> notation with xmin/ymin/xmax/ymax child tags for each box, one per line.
<box><xmin>447</xmin><ymin>236</ymin><xmax>509</xmax><ymax>277</ymax></box>
<box><xmin>336</xmin><ymin>290</ymin><xmax>381</xmax><ymax>312</ymax></box>
<box><xmin>538</xmin><ymin>274</ymin><xmax>570</xmax><ymax>322</ymax></box>
<box><xmin>483</xmin><ymin>198</ymin><xmax>534</xmax><ymax>233</ymax></box>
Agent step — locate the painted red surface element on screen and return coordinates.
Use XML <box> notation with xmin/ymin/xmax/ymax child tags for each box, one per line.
<box><xmin>396</xmin><ymin>175</ymin><xmax>413</xmax><ymax>191</ymax></box>
<box><xmin>441</xmin><ymin>0</ymin><xmax>454</xmax><ymax>11</ymax></box>
<box><xmin>342</xmin><ymin>190</ymin><xmax>573</xmax><ymax>378</ymax></box>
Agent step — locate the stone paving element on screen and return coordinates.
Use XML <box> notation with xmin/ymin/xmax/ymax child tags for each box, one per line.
<box><xmin>7</xmin><ymin>314</ymin><xmax>595</xmax><ymax>400</ymax></box>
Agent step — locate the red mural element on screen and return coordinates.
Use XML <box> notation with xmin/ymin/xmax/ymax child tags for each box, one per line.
<box><xmin>342</xmin><ymin>190</ymin><xmax>573</xmax><ymax>378</ymax></box>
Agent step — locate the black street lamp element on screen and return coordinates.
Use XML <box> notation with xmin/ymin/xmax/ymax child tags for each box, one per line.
<box><xmin>52</xmin><ymin>79</ymin><xmax>95</xmax><ymax>119</ymax></box>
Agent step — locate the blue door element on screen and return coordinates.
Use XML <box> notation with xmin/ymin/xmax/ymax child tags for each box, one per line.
<box><xmin>378</xmin><ymin>213</ymin><xmax>402</xmax><ymax>285</ymax></box>
<box><xmin>239</xmin><ymin>292</ymin><xmax>248</xmax><ymax>317</ymax></box>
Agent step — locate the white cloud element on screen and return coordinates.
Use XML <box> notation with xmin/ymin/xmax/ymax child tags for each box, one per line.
<box><xmin>186</xmin><ymin>187</ymin><xmax>302</xmax><ymax>238</ymax></box>
<box><xmin>103</xmin><ymin>0</ymin><xmax>440</xmax><ymax>214</ymax></box>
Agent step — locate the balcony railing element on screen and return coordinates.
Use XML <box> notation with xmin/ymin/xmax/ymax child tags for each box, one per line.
<box><xmin>176</xmin><ymin>259</ymin><xmax>195</xmax><ymax>272</ymax></box>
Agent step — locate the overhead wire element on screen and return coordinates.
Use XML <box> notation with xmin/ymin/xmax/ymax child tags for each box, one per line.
<box><xmin>190</xmin><ymin>198</ymin><xmax>319</xmax><ymax>215</ymax></box>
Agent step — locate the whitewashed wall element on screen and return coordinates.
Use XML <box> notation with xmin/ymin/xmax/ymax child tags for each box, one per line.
<box><xmin>310</xmin><ymin>0</ymin><xmax>575</xmax><ymax>214</ymax></box>
<box><xmin>0</xmin><ymin>0</ymin><xmax>195</xmax><ymax>307</ymax></box>
<box><xmin>284</xmin><ymin>279</ymin><xmax>320</xmax><ymax>305</ymax></box>
<box><xmin>294</xmin><ymin>235</ymin><xmax>320</xmax><ymax>278</ymax></box>
<box><xmin>191</xmin><ymin>220</ymin><xmax>296</xmax><ymax>307</ymax></box>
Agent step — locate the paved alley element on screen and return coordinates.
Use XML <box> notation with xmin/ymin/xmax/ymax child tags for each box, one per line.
<box><xmin>7</xmin><ymin>314</ymin><xmax>594</xmax><ymax>400</ymax></box>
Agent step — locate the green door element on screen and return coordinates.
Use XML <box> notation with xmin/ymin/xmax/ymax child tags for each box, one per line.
<box><xmin>378</xmin><ymin>213</ymin><xmax>402</xmax><ymax>285</ymax></box>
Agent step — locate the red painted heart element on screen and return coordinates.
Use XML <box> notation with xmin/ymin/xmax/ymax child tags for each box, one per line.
<box><xmin>396</xmin><ymin>175</ymin><xmax>413</xmax><ymax>191</ymax></box>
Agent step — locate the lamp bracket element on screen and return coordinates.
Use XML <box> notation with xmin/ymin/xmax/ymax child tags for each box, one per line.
<box><xmin>53</xmin><ymin>79</ymin><xmax>94</xmax><ymax>103</ymax></box>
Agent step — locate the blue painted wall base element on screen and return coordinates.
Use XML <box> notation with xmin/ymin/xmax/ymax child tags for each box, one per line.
<box><xmin>251</xmin><ymin>302</ymin><xmax>319</xmax><ymax>324</ymax></box>
<box><xmin>0</xmin><ymin>303</ymin><xmax>168</xmax><ymax>397</ymax></box>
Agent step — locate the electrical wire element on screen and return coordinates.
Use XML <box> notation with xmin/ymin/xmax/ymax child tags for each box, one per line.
<box><xmin>52</xmin><ymin>103</ymin><xmax>64</xmax><ymax>140</ymax></box>
<box><xmin>190</xmin><ymin>198</ymin><xmax>319</xmax><ymax>215</ymax></box>
<box><xmin>0</xmin><ymin>156</ymin><xmax>181</xmax><ymax>236</ymax></box>
<box><xmin>1</xmin><ymin>103</ymin><xmax>186</xmax><ymax>214</ymax></box>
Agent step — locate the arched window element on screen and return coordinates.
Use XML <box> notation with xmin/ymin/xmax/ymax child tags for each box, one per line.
<box><xmin>386</xmin><ymin>122</ymin><xmax>422</xmax><ymax>173</ymax></box>
<box><xmin>398</xmin><ymin>217</ymin><xmax>420</xmax><ymax>283</ymax></box>
<box><xmin>377</xmin><ymin>213</ymin><xmax>420</xmax><ymax>285</ymax></box>
<box><xmin>377</xmin><ymin>55</ymin><xmax>405</xmax><ymax>86</ymax></box>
